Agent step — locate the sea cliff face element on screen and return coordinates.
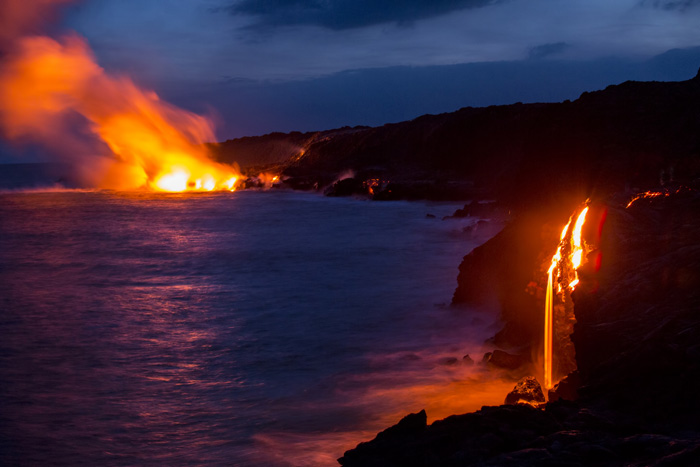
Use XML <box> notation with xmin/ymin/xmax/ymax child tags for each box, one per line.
<box><xmin>338</xmin><ymin>191</ymin><xmax>700</xmax><ymax>466</ymax></box>
<box><xmin>572</xmin><ymin>192</ymin><xmax>700</xmax><ymax>426</ymax></box>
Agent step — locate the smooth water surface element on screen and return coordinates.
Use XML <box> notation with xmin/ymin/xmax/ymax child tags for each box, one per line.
<box><xmin>0</xmin><ymin>190</ymin><xmax>505</xmax><ymax>466</ymax></box>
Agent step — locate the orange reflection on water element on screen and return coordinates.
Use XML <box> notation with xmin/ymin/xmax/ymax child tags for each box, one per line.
<box><xmin>253</xmin><ymin>350</ymin><xmax>517</xmax><ymax>466</ymax></box>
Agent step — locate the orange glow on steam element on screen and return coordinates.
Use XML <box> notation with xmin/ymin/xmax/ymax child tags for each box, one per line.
<box><xmin>0</xmin><ymin>34</ymin><xmax>240</xmax><ymax>192</ymax></box>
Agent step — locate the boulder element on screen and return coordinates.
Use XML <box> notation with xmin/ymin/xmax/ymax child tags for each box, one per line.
<box><xmin>505</xmin><ymin>376</ymin><xmax>545</xmax><ymax>405</ymax></box>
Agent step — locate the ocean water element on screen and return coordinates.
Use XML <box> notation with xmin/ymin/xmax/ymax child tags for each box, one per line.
<box><xmin>0</xmin><ymin>190</ymin><xmax>508</xmax><ymax>466</ymax></box>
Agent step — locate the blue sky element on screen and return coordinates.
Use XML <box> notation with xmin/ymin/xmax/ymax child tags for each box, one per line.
<box><xmin>5</xmin><ymin>0</ymin><xmax>700</xmax><ymax>147</ymax></box>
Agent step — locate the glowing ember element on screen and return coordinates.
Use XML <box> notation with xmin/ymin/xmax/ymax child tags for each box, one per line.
<box><xmin>254</xmin><ymin>173</ymin><xmax>280</xmax><ymax>189</ymax></box>
<box><xmin>0</xmin><ymin>34</ymin><xmax>240</xmax><ymax>192</ymax></box>
<box><xmin>363</xmin><ymin>178</ymin><xmax>389</xmax><ymax>195</ymax></box>
<box><xmin>625</xmin><ymin>187</ymin><xmax>688</xmax><ymax>209</ymax></box>
<box><xmin>544</xmin><ymin>205</ymin><xmax>589</xmax><ymax>390</ymax></box>
<box><xmin>626</xmin><ymin>191</ymin><xmax>666</xmax><ymax>208</ymax></box>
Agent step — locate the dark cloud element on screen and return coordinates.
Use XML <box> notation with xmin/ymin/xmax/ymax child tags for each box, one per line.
<box><xmin>528</xmin><ymin>42</ymin><xmax>570</xmax><ymax>60</ymax></box>
<box><xmin>229</xmin><ymin>0</ymin><xmax>501</xmax><ymax>30</ymax></box>
<box><xmin>640</xmin><ymin>0</ymin><xmax>700</xmax><ymax>11</ymax></box>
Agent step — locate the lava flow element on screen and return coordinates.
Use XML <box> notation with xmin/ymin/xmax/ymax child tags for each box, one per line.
<box><xmin>0</xmin><ymin>33</ymin><xmax>240</xmax><ymax>192</ymax></box>
<box><xmin>544</xmin><ymin>205</ymin><xmax>589</xmax><ymax>390</ymax></box>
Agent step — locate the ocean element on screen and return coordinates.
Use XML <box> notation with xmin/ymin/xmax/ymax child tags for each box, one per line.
<box><xmin>0</xmin><ymin>190</ymin><xmax>509</xmax><ymax>466</ymax></box>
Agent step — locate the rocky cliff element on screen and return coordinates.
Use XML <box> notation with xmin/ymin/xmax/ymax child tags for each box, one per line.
<box><xmin>331</xmin><ymin>70</ymin><xmax>700</xmax><ymax>466</ymax></box>
<box><xmin>338</xmin><ymin>190</ymin><xmax>700</xmax><ymax>466</ymax></box>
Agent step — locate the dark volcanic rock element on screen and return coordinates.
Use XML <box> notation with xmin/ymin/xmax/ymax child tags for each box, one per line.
<box><xmin>340</xmin><ymin>400</ymin><xmax>700</xmax><ymax>467</ymax></box>
<box><xmin>340</xmin><ymin>191</ymin><xmax>700</xmax><ymax>466</ymax></box>
<box><xmin>324</xmin><ymin>177</ymin><xmax>366</xmax><ymax>197</ymax></box>
<box><xmin>504</xmin><ymin>377</ymin><xmax>545</xmax><ymax>405</ymax></box>
<box><xmin>216</xmin><ymin>74</ymin><xmax>700</xmax><ymax>203</ymax></box>
<box><xmin>339</xmin><ymin>405</ymin><xmax>561</xmax><ymax>467</ymax></box>
<box><xmin>212</xmin><ymin>131</ymin><xmax>316</xmax><ymax>168</ymax></box>
<box><xmin>548</xmin><ymin>371</ymin><xmax>580</xmax><ymax>402</ymax></box>
<box><xmin>571</xmin><ymin>192</ymin><xmax>700</xmax><ymax>427</ymax></box>
<box><xmin>337</xmin><ymin>410</ymin><xmax>427</xmax><ymax>466</ymax></box>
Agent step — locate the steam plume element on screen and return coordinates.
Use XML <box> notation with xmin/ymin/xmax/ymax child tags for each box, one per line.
<box><xmin>0</xmin><ymin>0</ymin><xmax>240</xmax><ymax>191</ymax></box>
<box><xmin>0</xmin><ymin>0</ymin><xmax>75</xmax><ymax>52</ymax></box>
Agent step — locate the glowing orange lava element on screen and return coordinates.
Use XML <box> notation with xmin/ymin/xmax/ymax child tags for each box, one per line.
<box><xmin>253</xmin><ymin>172</ymin><xmax>280</xmax><ymax>189</ymax></box>
<box><xmin>0</xmin><ymin>34</ymin><xmax>240</xmax><ymax>192</ymax></box>
<box><xmin>363</xmin><ymin>178</ymin><xmax>387</xmax><ymax>196</ymax></box>
<box><xmin>625</xmin><ymin>190</ymin><xmax>674</xmax><ymax>208</ymax></box>
<box><xmin>544</xmin><ymin>205</ymin><xmax>588</xmax><ymax>390</ymax></box>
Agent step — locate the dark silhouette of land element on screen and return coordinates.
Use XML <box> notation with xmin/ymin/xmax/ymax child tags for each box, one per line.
<box><xmin>213</xmin><ymin>70</ymin><xmax>700</xmax><ymax>466</ymax></box>
<box><xmin>215</xmin><ymin>69</ymin><xmax>700</xmax><ymax>206</ymax></box>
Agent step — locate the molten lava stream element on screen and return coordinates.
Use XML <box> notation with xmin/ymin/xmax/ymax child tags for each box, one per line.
<box><xmin>544</xmin><ymin>206</ymin><xmax>588</xmax><ymax>393</ymax></box>
<box><xmin>544</xmin><ymin>267</ymin><xmax>554</xmax><ymax>390</ymax></box>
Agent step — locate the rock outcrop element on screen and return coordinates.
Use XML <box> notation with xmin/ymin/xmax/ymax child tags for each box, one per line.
<box><xmin>572</xmin><ymin>191</ymin><xmax>700</xmax><ymax>427</ymax></box>
<box><xmin>339</xmin><ymin>191</ymin><xmax>700</xmax><ymax>466</ymax></box>
<box><xmin>504</xmin><ymin>377</ymin><xmax>545</xmax><ymax>405</ymax></box>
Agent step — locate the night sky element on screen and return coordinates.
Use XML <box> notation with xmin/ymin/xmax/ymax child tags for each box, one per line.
<box><xmin>4</xmin><ymin>0</ymin><xmax>700</xmax><ymax>146</ymax></box>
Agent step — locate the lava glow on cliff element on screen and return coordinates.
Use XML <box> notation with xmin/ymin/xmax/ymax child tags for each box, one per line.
<box><xmin>625</xmin><ymin>188</ymin><xmax>687</xmax><ymax>209</ymax></box>
<box><xmin>544</xmin><ymin>205</ymin><xmax>589</xmax><ymax>390</ymax></box>
<box><xmin>0</xmin><ymin>33</ymin><xmax>240</xmax><ymax>192</ymax></box>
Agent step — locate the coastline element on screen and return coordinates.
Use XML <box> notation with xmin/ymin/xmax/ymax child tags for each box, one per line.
<box><xmin>339</xmin><ymin>190</ymin><xmax>700</xmax><ymax>466</ymax></box>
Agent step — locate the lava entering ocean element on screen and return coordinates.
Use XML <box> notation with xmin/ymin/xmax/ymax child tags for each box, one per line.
<box><xmin>543</xmin><ymin>204</ymin><xmax>589</xmax><ymax>390</ymax></box>
<box><xmin>0</xmin><ymin>5</ymin><xmax>240</xmax><ymax>192</ymax></box>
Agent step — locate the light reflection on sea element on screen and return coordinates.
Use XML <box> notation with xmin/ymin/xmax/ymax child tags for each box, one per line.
<box><xmin>0</xmin><ymin>190</ymin><xmax>506</xmax><ymax>466</ymax></box>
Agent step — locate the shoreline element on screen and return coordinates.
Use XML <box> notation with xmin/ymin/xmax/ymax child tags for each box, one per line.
<box><xmin>339</xmin><ymin>189</ymin><xmax>700</xmax><ymax>466</ymax></box>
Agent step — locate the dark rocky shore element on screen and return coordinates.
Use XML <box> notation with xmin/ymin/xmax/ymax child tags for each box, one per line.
<box><xmin>212</xmin><ymin>71</ymin><xmax>700</xmax><ymax>465</ymax></box>
<box><xmin>326</xmin><ymin>74</ymin><xmax>700</xmax><ymax>465</ymax></box>
<box><xmin>338</xmin><ymin>189</ymin><xmax>700</xmax><ymax>466</ymax></box>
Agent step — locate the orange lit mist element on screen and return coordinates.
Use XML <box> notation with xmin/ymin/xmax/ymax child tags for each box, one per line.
<box><xmin>253</xmin><ymin>351</ymin><xmax>515</xmax><ymax>466</ymax></box>
<box><xmin>256</xmin><ymin>172</ymin><xmax>280</xmax><ymax>189</ymax></box>
<box><xmin>544</xmin><ymin>205</ymin><xmax>588</xmax><ymax>390</ymax></box>
<box><xmin>0</xmin><ymin>34</ymin><xmax>240</xmax><ymax>192</ymax></box>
